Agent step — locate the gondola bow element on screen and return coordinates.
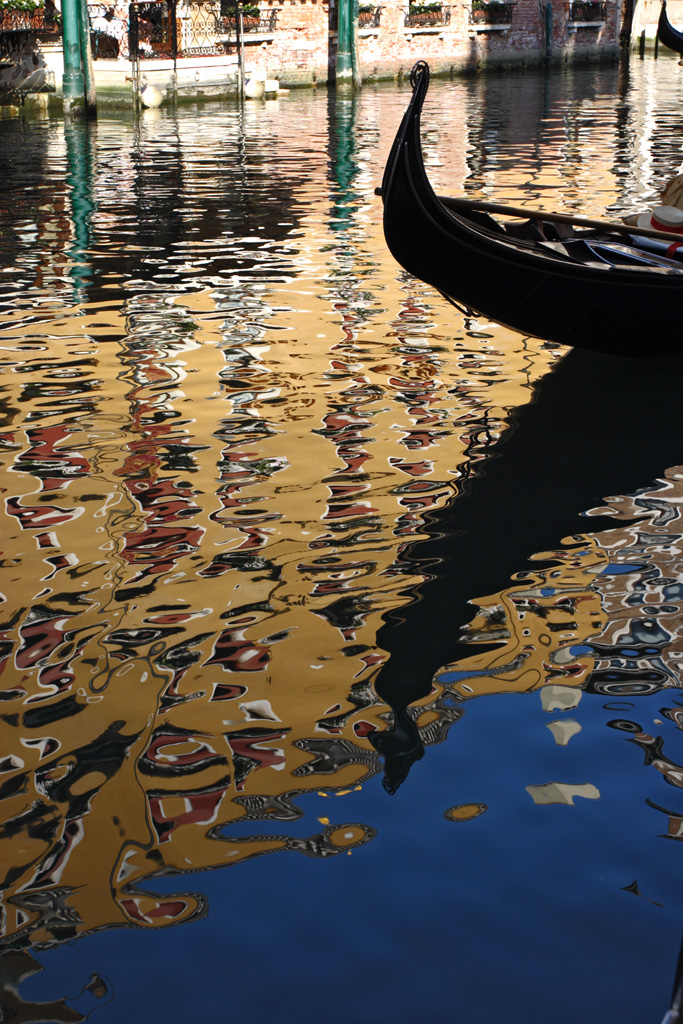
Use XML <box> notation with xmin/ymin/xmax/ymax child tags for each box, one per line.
<box><xmin>658</xmin><ymin>0</ymin><xmax>683</xmax><ymax>54</ymax></box>
<box><xmin>379</xmin><ymin>61</ymin><xmax>683</xmax><ymax>356</ymax></box>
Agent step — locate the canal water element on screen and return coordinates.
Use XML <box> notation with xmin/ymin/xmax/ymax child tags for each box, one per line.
<box><xmin>2</xmin><ymin>53</ymin><xmax>683</xmax><ymax>1024</ymax></box>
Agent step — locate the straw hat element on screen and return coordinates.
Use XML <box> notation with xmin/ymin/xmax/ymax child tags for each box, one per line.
<box><xmin>636</xmin><ymin>205</ymin><xmax>683</xmax><ymax>233</ymax></box>
<box><xmin>661</xmin><ymin>172</ymin><xmax>683</xmax><ymax>211</ymax></box>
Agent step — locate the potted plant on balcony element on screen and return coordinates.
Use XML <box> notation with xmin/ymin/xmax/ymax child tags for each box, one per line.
<box><xmin>221</xmin><ymin>1</ymin><xmax>261</xmax><ymax>30</ymax></box>
<box><xmin>406</xmin><ymin>0</ymin><xmax>446</xmax><ymax>27</ymax></box>
<box><xmin>470</xmin><ymin>0</ymin><xmax>513</xmax><ymax>24</ymax></box>
<box><xmin>0</xmin><ymin>0</ymin><xmax>60</xmax><ymax>32</ymax></box>
<box><xmin>358</xmin><ymin>3</ymin><xmax>381</xmax><ymax>26</ymax></box>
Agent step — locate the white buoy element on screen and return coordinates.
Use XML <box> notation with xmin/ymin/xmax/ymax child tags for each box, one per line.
<box><xmin>140</xmin><ymin>77</ymin><xmax>163</xmax><ymax>108</ymax></box>
<box><xmin>244</xmin><ymin>77</ymin><xmax>265</xmax><ymax>99</ymax></box>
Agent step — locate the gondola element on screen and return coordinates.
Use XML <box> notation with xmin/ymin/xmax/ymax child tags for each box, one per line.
<box><xmin>379</xmin><ymin>61</ymin><xmax>683</xmax><ymax>357</ymax></box>
<box><xmin>658</xmin><ymin>0</ymin><xmax>683</xmax><ymax>54</ymax></box>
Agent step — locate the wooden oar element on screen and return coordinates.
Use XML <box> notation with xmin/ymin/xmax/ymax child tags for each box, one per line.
<box><xmin>374</xmin><ymin>186</ymin><xmax>683</xmax><ymax>244</ymax></box>
<box><xmin>434</xmin><ymin>195</ymin><xmax>683</xmax><ymax>243</ymax></box>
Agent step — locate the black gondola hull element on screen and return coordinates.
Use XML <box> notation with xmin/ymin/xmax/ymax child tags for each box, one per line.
<box><xmin>658</xmin><ymin>0</ymin><xmax>683</xmax><ymax>54</ymax></box>
<box><xmin>381</xmin><ymin>62</ymin><xmax>683</xmax><ymax>357</ymax></box>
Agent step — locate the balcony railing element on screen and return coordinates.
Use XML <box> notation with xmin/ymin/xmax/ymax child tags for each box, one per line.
<box><xmin>467</xmin><ymin>1</ymin><xmax>514</xmax><ymax>24</ymax></box>
<box><xmin>358</xmin><ymin>5</ymin><xmax>383</xmax><ymax>27</ymax></box>
<box><xmin>94</xmin><ymin>1</ymin><xmax>240</xmax><ymax>61</ymax></box>
<box><xmin>404</xmin><ymin>4</ymin><xmax>452</xmax><ymax>27</ymax></box>
<box><xmin>176</xmin><ymin>1</ymin><xmax>229</xmax><ymax>55</ymax></box>
<box><xmin>329</xmin><ymin>5</ymin><xmax>383</xmax><ymax>30</ymax></box>
<box><xmin>92</xmin><ymin>1</ymin><xmax>280</xmax><ymax>61</ymax></box>
<box><xmin>568</xmin><ymin>0</ymin><xmax>607</xmax><ymax>20</ymax></box>
<box><xmin>0</xmin><ymin>7</ymin><xmax>60</xmax><ymax>33</ymax></box>
<box><xmin>220</xmin><ymin>7</ymin><xmax>279</xmax><ymax>32</ymax></box>
<box><xmin>128</xmin><ymin>0</ymin><xmax>177</xmax><ymax>59</ymax></box>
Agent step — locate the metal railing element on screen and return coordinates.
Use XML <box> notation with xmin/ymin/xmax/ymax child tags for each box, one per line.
<box><xmin>358</xmin><ymin>5</ymin><xmax>383</xmax><ymax>27</ymax></box>
<box><xmin>129</xmin><ymin>0</ymin><xmax>177</xmax><ymax>58</ymax></box>
<box><xmin>91</xmin><ymin>0</ymin><xmax>238</xmax><ymax>61</ymax></box>
<box><xmin>467</xmin><ymin>1</ymin><xmax>514</xmax><ymax>24</ymax></box>
<box><xmin>328</xmin><ymin>5</ymin><xmax>382</xmax><ymax>30</ymax></box>
<box><xmin>130</xmin><ymin>1</ymin><xmax>280</xmax><ymax>60</ymax></box>
<box><xmin>176</xmin><ymin>1</ymin><xmax>226</xmax><ymax>56</ymax></box>
<box><xmin>404</xmin><ymin>4</ymin><xmax>452</xmax><ymax>28</ymax></box>
<box><xmin>0</xmin><ymin>8</ymin><xmax>61</xmax><ymax>33</ymax></box>
<box><xmin>89</xmin><ymin>4</ymin><xmax>129</xmax><ymax>58</ymax></box>
<box><xmin>220</xmin><ymin>7</ymin><xmax>280</xmax><ymax>32</ymax></box>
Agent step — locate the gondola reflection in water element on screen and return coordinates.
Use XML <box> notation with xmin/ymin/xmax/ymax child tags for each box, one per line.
<box><xmin>379</xmin><ymin>61</ymin><xmax>683</xmax><ymax>357</ymax></box>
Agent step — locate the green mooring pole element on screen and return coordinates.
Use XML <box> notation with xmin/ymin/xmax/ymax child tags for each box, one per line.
<box><xmin>77</xmin><ymin>0</ymin><xmax>98</xmax><ymax>115</ymax></box>
<box><xmin>336</xmin><ymin>0</ymin><xmax>359</xmax><ymax>88</ymax></box>
<box><xmin>351</xmin><ymin>0</ymin><xmax>360</xmax><ymax>89</ymax></box>
<box><xmin>61</xmin><ymin>0</ymin><xmax>85</xmax><ymax>111</ymax></box>
<box><xmin>336</xmin><ymin>0</ymin><xmax>351</xmax><ymax>85</ymax></box>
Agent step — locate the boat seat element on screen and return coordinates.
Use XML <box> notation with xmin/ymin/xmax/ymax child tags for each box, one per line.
<box><xmin>504</xmin><ymin>219</ymin><xmax>551</xmax><ymax>241</ymax></box>
<box><xmin>538</xmin><ymin>238</ymin><xmax>613</xmax><ymax>267</ymax></box>
<box><xmin>539</xmin><ymin>238</ymin><xmax>683</xmax><ymax>273</ymax></box>
<box><xmin>462</xmin><ymin>210</ymin><xmax>506</xmax><ymax>234</ymax></box>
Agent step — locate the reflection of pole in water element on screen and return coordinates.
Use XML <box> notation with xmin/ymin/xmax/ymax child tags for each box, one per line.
<box><xmin>325</xmin><ymin>91</ymin><xmax>364</xmax><ymax>353</ymax></box>
<box><xmin>328</xmin><ymin>90</ymin><xmax>359</xmax><ymax>229</ymax></box>
<box><xmin>64</xmin><ymin>122</ymin><xmax>95</xmax><ymax>298</ymax></box>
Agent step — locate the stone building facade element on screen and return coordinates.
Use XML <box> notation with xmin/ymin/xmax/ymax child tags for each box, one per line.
<box><xmin>0</xmin><ymin>0</ymin><xmax>627</xmax><ymax>106</ymax></box>
<box><xmin>247</xmin><ymin>0</ymin><xmax>622</xmax><ymax>87</ymax></box>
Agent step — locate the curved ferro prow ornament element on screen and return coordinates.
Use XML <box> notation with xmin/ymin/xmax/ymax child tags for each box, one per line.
<box><xmin>658</xmin><ymin>0</ymin><xmax>683</xmax><ymax>54</ymax></box>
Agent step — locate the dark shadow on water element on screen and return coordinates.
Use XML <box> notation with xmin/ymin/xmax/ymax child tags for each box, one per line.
<box><xmin>371</xmin><ymin>345</ymin><xmax>683</xmax><ymax>792</ymax></box>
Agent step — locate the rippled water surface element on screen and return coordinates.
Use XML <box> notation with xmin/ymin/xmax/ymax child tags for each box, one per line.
<box><xmin>3</xmin><ymin>54</ymin><xmax>683</xmax><ymax>1024</ymax></box>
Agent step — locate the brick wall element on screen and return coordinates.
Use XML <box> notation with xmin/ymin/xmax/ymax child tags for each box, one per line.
<box><xmin>241</xmin><ymin>0</ymin><xmax>620</xmax><ymax>85</ymax></box>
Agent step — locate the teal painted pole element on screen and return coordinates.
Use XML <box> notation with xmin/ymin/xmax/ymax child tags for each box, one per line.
<box><xmin>350</xmin><ymin>0</ymin><xmax>360</xmax><ymax>88</ymax></box>
<box><xmin>336</xmin><ymin>0</ymin><xmax>352</xmax><ymax>85</ymax></box>
<box><xmin>64</xmin><ymin>122</ymin><xmax>95</xmax><ymax>297</ymax></box>
<box><xmin>61</xmin><ymin>0</ymin><xmax>85</xmax><ymax>108</ymax></box>
<box><xmin>336</xmin><ymin>0</ymin><xmax>360</xmax><ymax>87</ymax></box>
<box><xmin>76</xmin><ymin>0</ymin><xmax>98</xmax><ymax>115</ymax></box>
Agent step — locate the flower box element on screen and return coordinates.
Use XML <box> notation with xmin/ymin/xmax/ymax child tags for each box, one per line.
<box><xmin>469</xmin><ymin>1</ymin><xmax>514</xmax><ymax>24</ymax></box>
<box><xmin>404</xmin><ymin>4</ymin><xmax>452</xmax><ymax>28</ymax></box>
<box><xmin>358</xmin><ymin>5</ymin><xmax>382</xmax><ymax>27</ymax></box>
<box><xmin>220</xmin><ymin>6</ymin><xmax>279</xmax><ymax>32</ymax></box>
<box><xmin>0</xmin><ymin>6</ymin><xmax>60</xmax><ymax>31</ymax></box>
